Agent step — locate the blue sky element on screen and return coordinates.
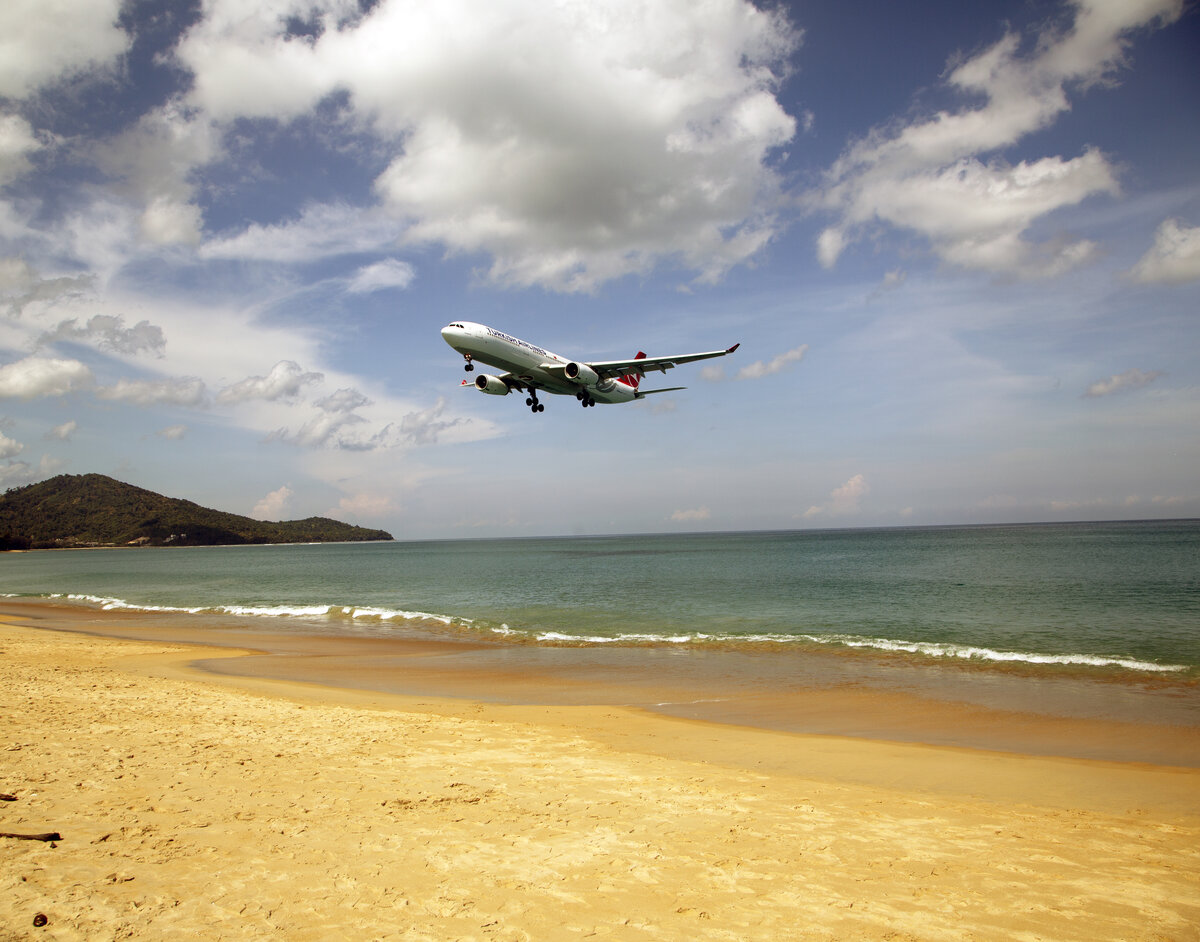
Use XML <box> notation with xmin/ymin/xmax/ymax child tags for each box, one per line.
<box><xmin>1</xmin><ymin>0</ymin><xmax>1197</xmax><ymax>539</ymax></box>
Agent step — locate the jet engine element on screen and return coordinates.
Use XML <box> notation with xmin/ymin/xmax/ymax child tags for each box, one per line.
<box><xmin>564</xmin><ymin>362</ymin><xmax>599</xmax><ymax>386</ymax></box>
<box><xmin>474</xmin><ymin>374</ymin><xmax>511</xmax><ymax>395</ymax></box>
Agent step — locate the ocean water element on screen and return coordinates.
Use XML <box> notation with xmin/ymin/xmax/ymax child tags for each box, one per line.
<box><xmin>1</xmin><ymin>520</ymin><xmax>1197</xmax><ymax>677</ymax></box>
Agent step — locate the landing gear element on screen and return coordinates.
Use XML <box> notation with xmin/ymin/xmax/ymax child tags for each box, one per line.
<box><xmin>526</xmin><ymin>392</ymin><xmax>544</xmax><ymax>413</ymax></box>
<box><xmin>576</xmin><ymin>392</ymin><xmax>595</xmax><ymax>407</ymax></box>
<box><xmin>463</xmin><ymin>355</ymin><xmax>474</xmax><ymax>372</ymax></box>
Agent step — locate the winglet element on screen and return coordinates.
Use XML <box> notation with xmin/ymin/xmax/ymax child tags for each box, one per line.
<box><xmin>727</xmin><ymin>343</ymin><xmax>740</xmax><ymax>354</ymax></box>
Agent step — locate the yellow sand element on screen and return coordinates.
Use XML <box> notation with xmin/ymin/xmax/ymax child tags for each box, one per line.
<box><xmin>3</xmin><ymin>620</ymin><xmax>1198</xmax><ymax>941</ymax></box>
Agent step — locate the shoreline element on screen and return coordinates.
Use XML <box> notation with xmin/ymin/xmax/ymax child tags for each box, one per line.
<box><xmin>3</xmin><ymin>608</ymin><xmax>1200</xmax><ymax>938</ymax></box>
<box><xmin>5</xmin><ymin>597</ymin><xmax>1198</xmax><ymax>768</ymax></box>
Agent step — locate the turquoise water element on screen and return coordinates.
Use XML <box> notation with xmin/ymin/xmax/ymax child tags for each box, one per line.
<box><xmin>1</xmin><ymin>521</ymin><xmax>1197</xmax><ymax>675</ymax></box>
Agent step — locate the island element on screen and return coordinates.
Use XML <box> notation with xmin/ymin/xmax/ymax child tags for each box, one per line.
<box><xmin>0</xmin><ymin>474</ymin><xmax>393</xmax><ymax>549</ymax></box>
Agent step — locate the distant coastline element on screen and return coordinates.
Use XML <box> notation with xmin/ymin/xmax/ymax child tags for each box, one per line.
<box><xmin>0</xmin><ymin>473</ymin><xmax>392</xmax><ymax>549</ymax></box>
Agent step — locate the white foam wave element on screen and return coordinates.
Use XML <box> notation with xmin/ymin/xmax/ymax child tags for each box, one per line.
<box><xmin>795</xmin><ymin>633</ymin><xmax>1188</xmax><ymax>673</ymax></box>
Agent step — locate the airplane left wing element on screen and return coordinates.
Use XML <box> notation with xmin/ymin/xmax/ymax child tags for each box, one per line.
<box><xmin>584</xmin><ymin>343</ymin><xmax>740</xmax><ymax>379</ymax></box>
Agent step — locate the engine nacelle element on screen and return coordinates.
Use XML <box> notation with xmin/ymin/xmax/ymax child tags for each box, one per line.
<box><xmin>564</xmin><ymin>362</ymin><xmax>599</xmax><ymax>386</ymax></box>
<box><xmin>474</xmin><ymin>374</ymin><xmax>511</xmax><ymax>395</ymax></box>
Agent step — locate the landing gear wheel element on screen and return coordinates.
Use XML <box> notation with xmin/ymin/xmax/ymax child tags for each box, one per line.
<box><xmin>464</xmin><ymin>362</ymin><xmax>473</xmax><ymax>372</ymax></box>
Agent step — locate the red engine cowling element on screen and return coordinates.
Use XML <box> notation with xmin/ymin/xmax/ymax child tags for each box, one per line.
<box><xmin>474</xmin><ymin>374</ymin><xmax>511</xmax><ymax>395</ymax></box>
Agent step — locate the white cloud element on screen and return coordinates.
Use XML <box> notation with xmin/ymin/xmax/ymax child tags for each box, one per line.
<box><xmin>803</xmin><ymin>473</ymin><xmax>868</xmax><ymax>518</ymax></box>
<box><xmin>399</xmin><ymin>398</ymin><xmax>464</xmax><ymax>446</ymax></box>
<box><xmin>95</xmin><ymin>105</ymin><xmax>220</xmax><ymax>249</ymax></box>
<box><xmin>46</xmin><ymin>419</ymin><xmax>76</xmax><ymax>441</ymax></box>
<box><xmin>0</xmin><ymin>114</ymin><xmax>41</xmax><ymax>187</ymax></box>
<box><xmin>201</xmin><ymin>203</ymin><xmax>402</xmax><ymax>264</ymax></box>
<box><xmin>0</xmin><ymin>355</ymin><xmax>92</xmax><ymax>399</ymax></box>
<box><xmin>332</xmin><ymin>491</ymin><xmax>396</xmax><ymax>522</ymax></box>
<box><xmin>39</xmin><ymin>314</ymin><xmax>166</xmax><ymax>357</ymax></box>
<box><xmin>736</xmin><ymin>344</ymin><xmax>808</xmax><ymax>380</ymax></box>
<box><xmin>156</xmin><ymin>424</ymin><xmax>188</xmax><ymax>440</ymax></box>
<box><xmin>1129</xmin><ymin>218</ymin><xmax>1200</xmax><ymax>284</ymax></box>
<box><xmin>218</xmin><ymin>361</ymin><xmax>324</xmax><ymax>404</ymax></box>
<box><xmin>670</xmin><ymin>506</ymin><xmax>711</xmax><ymax>522</ymax></box>
<box><xmin>96</xmin><ymin>376</ymin><xmax>207</xmax><ymax>407</ymax></box>
<box><xmin>704</xmin><ymin>343</ymin><xmax>808</xmax><ymax>382</ymax></box>
<box><xmin>1084</xmin><ymin>367</ymin><xmax>1164</xmax><ymax>397</ymax></box>
<box><xmin>0</xmin><ymin>460</ymin><xmax>34</xmax><ymax>489</ymax></box>
<box><xmin>178</xmin><ymin>0</ymin><xmax>800</xmax><ymax>291</ymax></box>
<box><xmin>0</xmin><ymin>431</ymin><xmax>23</xmax><ymax>459</ymax></box>
<box><xmin>813</xmin><ymin>0</ymin><xmax>1182</xmax><ymax>276</ymax></box>
<box><xmin>0</xmin><ymin>260</ymin><xmax>94</xmax><ymax>318</ymax></box>
<box><xmin>347</xmin><ymin>259</ymin><xmax>416</xmax><ymax>294</ymax></box>
<box><xmin>253</xmin><ymin>484</ymin><xmax>294</xmax><ymax>520</ymax></box>
<box><xmin>271</xmin><ymin>387</ymin><xmax>376</xmax><ymax>449</ymax></box>
<box><xmin>0</xmin><ymin>0</ymin><xmax>129</xmax><ymax>99</ymax></box>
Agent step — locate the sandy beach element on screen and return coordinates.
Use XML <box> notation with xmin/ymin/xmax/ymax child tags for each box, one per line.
<box><xmin>3</xmin><ymin>605</ymin><xmax>1199</xmax><ymax>940</ymax></box>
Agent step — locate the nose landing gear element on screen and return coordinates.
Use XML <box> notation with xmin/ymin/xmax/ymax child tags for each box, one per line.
<box><xmin>463</xmin><ymin>355</ymin><xmax>474</xmax><ymax>372</ymax></box>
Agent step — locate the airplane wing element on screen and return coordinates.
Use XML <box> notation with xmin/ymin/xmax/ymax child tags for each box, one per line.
<box><xmin>551</xmin><ymin>343</ymin><xmax>741</xmax><ymax>381</ymax></box>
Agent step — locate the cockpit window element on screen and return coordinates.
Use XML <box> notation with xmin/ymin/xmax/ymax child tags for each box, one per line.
<box><xmin>449</xmin><ymin>322</ymin><xmax>465</xmax><ymax>328</ymax></box>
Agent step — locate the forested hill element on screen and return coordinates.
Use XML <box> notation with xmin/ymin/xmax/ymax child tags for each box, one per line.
<box><xmin>0</xmin><ymin>474</ymin><xmax>393</xmax><ymax>549</ymax></box>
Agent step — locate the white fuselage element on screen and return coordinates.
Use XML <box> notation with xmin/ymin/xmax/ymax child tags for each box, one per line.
<box><xmin>440</xmin><ymin>321</ymin><xmax>639</xmax><ymax>404</ymax></box>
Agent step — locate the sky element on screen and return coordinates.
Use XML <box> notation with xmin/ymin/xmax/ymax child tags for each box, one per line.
<box><xmin>1</xmin><ymin>0</ymin><xmax>1198</xmax><ymax>539</ymax></box>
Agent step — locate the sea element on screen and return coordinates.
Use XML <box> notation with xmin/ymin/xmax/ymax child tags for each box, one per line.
<box><xmin>2</xmin><ymin>519</ymin><xmax>1197</xmax><ymax>675</ymax></box>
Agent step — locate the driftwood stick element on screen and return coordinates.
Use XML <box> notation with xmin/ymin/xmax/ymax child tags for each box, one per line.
<box><xmin>0</xmin><ymin>831</ymin><xmax>61</xmax><ymax>842</ymax></box>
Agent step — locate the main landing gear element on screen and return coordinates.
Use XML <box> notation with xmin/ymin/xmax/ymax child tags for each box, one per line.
<box><xmin>462</xmin><ymin>354</ymin><xmax>473</xmax><ymax>372</ymax></box>
<box><xmin>525</xmin><ymin>392</ymin><xmax>545</xmax><ymax>413</ymax></box>
<box><xmin>576</xmin><ymin>391</ymin><xmax>595</xmax><ymax>407</ymax></box>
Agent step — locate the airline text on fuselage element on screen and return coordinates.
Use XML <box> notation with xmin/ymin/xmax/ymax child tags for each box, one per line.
<box><xmin>485</xmin><ymin>327</ymin><xmax>550</xmax><ymax>360</ymax></box>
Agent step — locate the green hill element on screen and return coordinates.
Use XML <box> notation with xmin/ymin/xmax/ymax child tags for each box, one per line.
<box><xmin>0</xmin><ymin>474</ymin><xmax>393</xmax><ymax>549</ymax></box>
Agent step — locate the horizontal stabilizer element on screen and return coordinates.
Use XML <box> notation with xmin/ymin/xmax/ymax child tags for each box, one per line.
<box><xmin>634</xmin><ymin>386</ymin><xmax>686</xmax><ymax>397</ymax></box>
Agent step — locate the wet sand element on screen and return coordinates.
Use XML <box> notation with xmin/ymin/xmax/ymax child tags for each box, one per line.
<box><xmin>3</xmin><ymin>600</ymin><xmax>1200</xmax><ymax>939</ymax></box>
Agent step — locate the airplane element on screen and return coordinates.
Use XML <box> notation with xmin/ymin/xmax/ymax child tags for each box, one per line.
<box><xmin>441</xmin><ymin>321</ymin><xmax>739</xmax><ymax>413</ymax></box>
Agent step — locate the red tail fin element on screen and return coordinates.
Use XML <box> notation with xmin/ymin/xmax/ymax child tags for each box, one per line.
<box><xmin>619</xmin><ymin>351</ymin><xmax>647</xmax><ymax>389</ymax></box>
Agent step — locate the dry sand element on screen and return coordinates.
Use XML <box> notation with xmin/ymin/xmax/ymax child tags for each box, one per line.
<box><xmin>3</xmin><ymin>615</ymin><xmax>1199</xmax><ymax>941</ymax></box>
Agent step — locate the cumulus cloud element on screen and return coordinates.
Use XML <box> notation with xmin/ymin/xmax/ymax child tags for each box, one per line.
<box><xmin>0</xmin><ymin>356</ymin><xmax>92</xmax><ymax>399</ymax></box>
<box><xmin>96</xmin><ymin>376</ymin><xmax>207</xmax><ymax>407</ymax></box>
<box><xmin>0</xmin><ymin>431</ymin><xmax>23</xmax><ymax>459</ymax></box>
<box><xmin>178</xmin><ymin>0</ymin><xmax>800</xmax><ymax>291</ymax></box>
<box><xmin>813</xmin><ymin>0</ymin><xmax>1182</xmax><ymax>277</ymax></box>
<box><xmin>46</xmin><ymin>419</ymin><xmax>76</xmax><ymax>441</ymax></box>
<box><xmin>0</xmin><ymin>0</ymin><xmax>129</xmax><ymax>99</ymax></box>
<box><xmin>0</xmin><ymin>259</ymin><xmax>94</xmax><ymax>318</ymax></box>
<box><xmin>736</xmin><ymin>344</ymin><xmax>808</xmax><ymax>380</ymax></box>
<box><xmin>1128</xmin><ymin>218</ymin><xmax>1200</xmax><ymax>285</ymax></box>
<box><xmin>39</xmin><ymin>314</ymin><xmax>167</xmax><ymax>357</ymax></box>
<box><xmin>803</xmin><ymin>473</ymin><xmax>868</xmax><ymax>519</ymax></box>
<box><xmin>333</xmin><ymin>491</ymin><xmax>396</xmax><ymax>522</ymax></box>
<box><xmin>0</xmin><ymin>114</ymin><xmax>42</xmax><ymax>187</ymax></box>
<box><xmin>272</xmin><ymin>387</ymin><xmax>375</xmax><ymax>449</ymax></box>
<box><xmin>253</xmin><ymin>485</ymin><xmax>294</xmax><ymax>520</ymax></box>
<box><xmin>0</xmin><ymin>460</ymin><xmax>34</xmax><ymax>489</ymax></box>
<box><xmin>201</xmin><ymin>203</ymin><xmax>402</xmax><ymax>264</ymax></box>
<box><xmin>399</xmin><ymin>398</ymin><xmax>464</xmax><ymax>446</ymax></box>
<box><xmin>704</xmin><ymin>344</ymin><xmax>807</xmax><ymax>382</ymax></box>
<box><xmin>218</xmin><ymin>361</ymin><xmax>324</xmax><ymax>404</ymax></box>
<box><xmin>1084</xmin><ymin>367</ymin><xmax>1164</xmax><ymax>397</ymax></box>
<box><xmin>347</xmin><ymin>259</ymin><xmax>416</xmax><ymax>294</ymax></box>
<box><xmin>93</xmin><ymin>103</ymin><xmax>219</xmax><ymax>249</ymax></box>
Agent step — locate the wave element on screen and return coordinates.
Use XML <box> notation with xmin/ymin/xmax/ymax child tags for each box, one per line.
<box><xmin>55</xmin><ymin>593</ymin><xmax>456</xmax><ymax>626</ymax></box>
<box><xmin>39</xmin><ymin>592</ymin><xmax>1191</xmax><ymax>675</ymax></box>
<box><xmin>485</xmin><ymin>623</ymin><xmax>1189</xmax><ymax>673</ymax></box>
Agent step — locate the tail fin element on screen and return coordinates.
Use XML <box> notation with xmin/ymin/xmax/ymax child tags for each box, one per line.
<box><xmin>618</xmin><ymin>351</ymin><xmax>647</xmax><ymax>389</ymax></box>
